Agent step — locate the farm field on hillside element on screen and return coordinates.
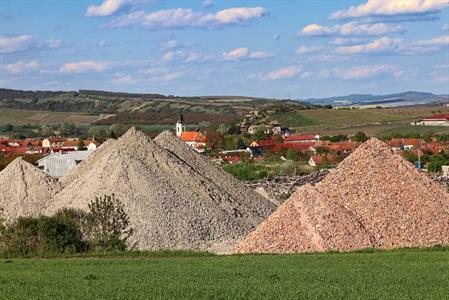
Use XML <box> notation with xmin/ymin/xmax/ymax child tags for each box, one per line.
<box><xmin>0</xmin><ymin>108</ymin><xmax>99</xmax><ymax>125</ymax></box>
<box><xmin>1</xmin><ymin>249</ymin><xmax>449</xmax><ymax>299</ymax></box>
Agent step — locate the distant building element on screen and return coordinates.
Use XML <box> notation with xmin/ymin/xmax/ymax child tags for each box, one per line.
<box><xmin>37</xmin><ymin>150</ymin><xmax>94</xmax><ymax>177</ymax></box>
<box><xmin>283</xmin><ymin>134</ymin><xmax>320</xmax><ymax>143</ymax></box>
<box><xmin>309</xmin><ymin>154</ymin><xmax>340</xmax><ymax>167</ymax></box>
<box><xmin>413</xmin><ymin>114</ymin><xmax>449</xmax><ymax>126</ymax></box>
<box><xmin>42</xmin><ymin>137</ymin><xmax>66</xmax><ymax>148</ymax></box>
<box><xmin>175</xmin><ymin>113</ymin><xmax>207</xmax><ymax>152</ymax></box>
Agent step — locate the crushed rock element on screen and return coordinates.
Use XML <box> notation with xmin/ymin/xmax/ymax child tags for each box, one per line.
<box><xmin>234</xmin><ymin>138</ymin><xmax>449</xmax><ymax>254</ymax></box>
<box><xmin>0</xmin><ymin>157</ymin><xmax>61</xmax><ymax>223</ymax></box>
<box><xmin>48</xmin><ymin>128</ymin><xmax>275</xmax><ymax>252</ymax></box>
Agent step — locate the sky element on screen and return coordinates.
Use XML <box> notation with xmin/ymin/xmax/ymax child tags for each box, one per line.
<box><xmin>0</xmin><ymin>0</ymin><xmax>449</xmax><ymax>99</ymax></box>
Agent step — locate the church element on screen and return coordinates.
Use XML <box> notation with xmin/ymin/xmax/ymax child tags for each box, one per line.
<box><xmin>176</xmin><ymin>114</ymin><xmax>207</xmax><ymax>153</ymax></box>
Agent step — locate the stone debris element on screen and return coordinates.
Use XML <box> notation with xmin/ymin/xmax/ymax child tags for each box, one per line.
<box><xmin>0</xmin><ymin>157</ymin><xmax>61</xmax><ymax>223</ymax></box>
<box><xmin>234</xmin><ymin>138</ymin><xmax>449</xmax><ymax>254</ymax></box>
<box><xmin>245</xmin><ymin>171</ymin><xmax>328</xmax><ymax>205</ymax></box>
<box><xmin>48</xmin><ymin>128</ymin><xmax>275</xmax><ymax>252</ymax></box>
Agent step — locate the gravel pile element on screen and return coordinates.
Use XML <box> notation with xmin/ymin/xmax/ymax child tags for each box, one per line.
<box><xmin>235</xmin><ymin>138</ymin><xmax>449</xmax><ymax>254</ymax></box>
<box><xmin>49</xmin><ymin>128</ymin><xmax>275</xmax><ymax>252</ymax></box>
<box><xmin>0</xmin><ymin>157</ymin><xmax>61</xmax><ymax>223</ymax></box>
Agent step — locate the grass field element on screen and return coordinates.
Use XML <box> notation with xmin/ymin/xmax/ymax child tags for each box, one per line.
<box><xmin>1</xmin><ymin>248</ymin><xmax>449</xmax><ymax>299</ymax></box>
<box><xmin>0</xmin><ymin>108</ymin><xmax>99</xmax><ymax>125</ymax></box>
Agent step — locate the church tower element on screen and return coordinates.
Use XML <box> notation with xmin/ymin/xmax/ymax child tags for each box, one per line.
<box><xmin>176</xmin><ymin>113</ymin><xmax>185</xmax><ymax>137</ymax></box>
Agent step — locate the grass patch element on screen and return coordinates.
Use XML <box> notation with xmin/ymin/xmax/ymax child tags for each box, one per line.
<box><xmin>1</xmin><ymin>248</ymin><xmax>449</xmax><ymax>299</ymax></box>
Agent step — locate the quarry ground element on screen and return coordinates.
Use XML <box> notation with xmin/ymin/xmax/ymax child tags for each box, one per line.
<box><xmin>1</xmin><ymin>248</ymin><xmax>449</xmax><ymax>299</ymax></box>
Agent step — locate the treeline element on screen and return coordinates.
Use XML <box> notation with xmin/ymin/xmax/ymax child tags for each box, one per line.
<box><xmin>95</xmin><ymin>112</ymin><xmax>240</xmax><ymax>126</ymax></box>
<box><xmin>0</xmin><ymin>99</ymin><xmax>106</xmax><ymax>113</ymax></box>
<box><xmin>0</xmin><ymin>88</ymin><xmax>75</xmax><ymax>100</ymax></box>
<box><xmin>79</xmin><ymin>90</ymin><xmax>167</xmax><ymax>99</ymax></box>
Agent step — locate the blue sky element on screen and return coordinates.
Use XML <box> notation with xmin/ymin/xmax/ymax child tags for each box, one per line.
<box><xmin>1</xmin><ymin>0</ymin><xmax>448</xmax><ymax>98</ymax></box>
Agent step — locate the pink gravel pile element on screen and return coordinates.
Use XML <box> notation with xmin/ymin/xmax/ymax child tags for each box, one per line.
<box><xmin>234</xmin><ymin>138</ymin><xmax>449</xmax><ymax>254</ymax></box>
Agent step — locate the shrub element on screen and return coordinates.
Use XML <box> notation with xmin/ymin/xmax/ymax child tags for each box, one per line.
<box><xmin>84</xmin><ymin>194</ymin><xmax>134</xmax><ymax>251</ymax></box>
<box><xmin>0</xmin><ymin>210</ymin><xmax>87</xmax><ymax>256</ymax></box>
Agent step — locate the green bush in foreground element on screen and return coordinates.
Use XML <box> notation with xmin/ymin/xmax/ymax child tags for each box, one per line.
<box><xmin>0</xmin><ymin>195</ymin><xmax>133</xmax><ymax>257</ymax></box>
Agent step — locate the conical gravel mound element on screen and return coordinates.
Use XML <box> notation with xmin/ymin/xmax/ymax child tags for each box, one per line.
<box><xmin>50</xmin><ymin>128</ymin><xmax>275</xmax><ymax>252</ymax></box>
<box><xmin>0</xmin><ymin>157</ymin><xmax>61</xmax><ymax>222</ymax></box>
<box><xmin>235</xmin><ymin>138</ymin><xmax>449</xmax><ymax>253</ymax></box>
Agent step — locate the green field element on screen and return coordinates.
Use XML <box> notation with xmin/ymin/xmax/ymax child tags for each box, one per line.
<box><xmin>1</xmin><ymin>248</ymin><xmax>449</xmax><ymax>299</ymax></box>
<box><xmin>0</xmin><ymin>108</ymin><xmax>99</xmax><ymax>125</ymax></box>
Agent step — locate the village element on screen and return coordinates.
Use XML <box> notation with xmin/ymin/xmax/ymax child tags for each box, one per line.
<box><xmin>2</xmin><ymin>112</ymin><xmax>449</xmax><ymax>179</ymax></box>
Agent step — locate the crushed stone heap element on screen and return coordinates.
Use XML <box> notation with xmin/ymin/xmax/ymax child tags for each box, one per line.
<box><xmin>50</xmin><ymin>128</ymin><xmax>275</xmax><ymax>252</ymax></box>
<box><xmin>235</xmin><ymin>138</ymin><xmax>449</xmax><ymax>254</ymax></box>
<box><xmin>0</xmin><ymin>157</ymin><xmax>61</xmax><ymax>223</ymax></box>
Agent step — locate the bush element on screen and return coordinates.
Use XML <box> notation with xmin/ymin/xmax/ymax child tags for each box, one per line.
<box><xmin>0</xmin><ymin>209</ymin><xmax>87</xmax><ymax>256</ymax></box>
<box><xmin>352</xmin><ymin>131</ymin><xmax>368</xmax><ymax>143</ymax></box>
<box><xmin>223</xmin><ymin>163</ymin><xmax>268</xmax><ymax>181</ymax></box>
<box><xmin>84</xmin><ymin>194</ymin><xmax>134</xmax><ymax>251</ymax></box>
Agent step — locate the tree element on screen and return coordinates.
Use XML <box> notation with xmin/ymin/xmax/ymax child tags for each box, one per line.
<box><xmin>77</xmin><ymin>140</ymin><xmax>87</xmax><ymax>151</ymax></box>
<box><xmin>253</xmin><ymin>128</ymin><xmax>268</xmax><ymax>141</ymax></box>
<box><xmin>286</xmin><ymin>149</ymin><xmax>298</xmax><ymax>161</ymax></box>
<box><xmin>4</xmin><ymin>124</ymin><xmax>13</xmax><ymax>131</ymax></box>
<box><xmin>84</xmin><ymin>194</ymin><xmax>133</xmax><ymax>251</ymax></box>
<box><xmin>236</xmin><ymin>138</ymin><xmax>246</xmax><ymax>149</ymax></box>
<box><xmin>352</xmin><ymin>131</ymin><xmax>368</xmax><ymax>143</ymax></box>
<box><xmin>109</xmin><ymin>124</ymin><xmax>131</xmax><ymax>138</ymax></box>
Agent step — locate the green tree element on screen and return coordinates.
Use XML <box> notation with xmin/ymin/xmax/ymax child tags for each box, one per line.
<box><xmin>84</xmin><ymin>194</ymin><xmax>134</xmax><ymax>251</ymax></box>
<box><xmin>4</xmin><ymin>124</ymin><xmax>13</xmax><ymax>131</ymax></box>
<box><xmin>77</xmin><ymin>140</ymin><xmax>87</xmax><ymax>151</ymax></box>
<box><xmin>352</xmin><ymin>131</ymin><xmax>368</xmax><ymax>143</ymax></box>
<box><xmin>236</xmin><ymin>138</ymin><xmax>246</xmax><ymax>149</ymax></box>
<box><xmin>253</xmin><ymin>128</ymin><xmax>268</xmax><ymax>141</ymax></box>
<box><xmin>286</xmin><ymin>149</ymin><xmax>298</xmax><ymax>161</ymax></box>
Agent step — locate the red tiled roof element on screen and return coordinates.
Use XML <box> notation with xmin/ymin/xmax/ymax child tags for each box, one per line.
<box><xmin>422</xmin><ymin>114</ymin><xmax>449</xmax><ymax>120</ymax></box>
<box><xmin>283</xmin><ymin>142</ymin><xmax>317</xmax><ymax>152</ymax></box>
<box><xmin>388</xmin><ymin>138</ymin><xmax>422</xmax><ymax>148</ymax></box>
<box><xmin>223</xmin><ymin>156</ymin><xmax>241</xmax><ymax>164</ymax></box>
<box><xmin>283</xmin><ymin>134</ymin><xmax>319</xmax><ymax>142</ymax></box>
<box><xmin>327</xmin><ymin>141</ymin><xmax>360</xmax><ymax>152</ymax></box>
<box><xmin>180</xmin><ymin>131</ymin><xmax>207</xmax><ymax>143</ymax></box>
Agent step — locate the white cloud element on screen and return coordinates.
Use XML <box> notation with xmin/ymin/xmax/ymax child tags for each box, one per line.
<box><xmin>413</xmin><ymin>35</ymin><xmax>449</xmax><ymax>46</ymax></box>
<box><xmin>86</xmin><ymin>0</ymin><xmax>132</xmax><ymax>17</ymax></box>
<box><xmin>249</xmin><ymin>50</ymin><xmax>273</xmax><ymax>59</ymax></box>
<box><xmin>300</xmin><ymin>22</ymin><xmax>404</xmax><ymax>37</ymax></box>
<box><xmin>223</xmin><ymin>47</ymin><xmax>248</xmax><ymax>60</ymax></box>
<box><xmin>113</xmin><ymin>74</ymin><xmax>138</xmax><ymax>85</ymax></box>
<box><xmin>333</xmin><ymin>37</ymin><xmax>367</xmax><ymax>45</ymax></box>
<box><xmin>222</xmin><ymin>47</ymin><xmax>272</xmax><ymax>60</ymax></box>
<box><xmin>202</xmin><ymin>0</ymin><xmax>214</xmax><ymax>8</ymax></box>
<box><xmin>43</xmin><ymin>39</ymin><xmax>62</xmax><ymax>48</ymax></box>
<box><xmin>334</xmin><ymin>64</ymin><xmax>397</xmax><ymax>80</ymax></box>
<box><xmin>435</xmin><ymin>64</ymin><xmax>449</xmax><ymax>69</ymax></box>
<box><xmin>59</xmin><ymin>60</ymin><xmax>110</xmax><ymax>73</ymax></box>
<box><xmin>162</xmin><ymin>50</ymin><xmax>203</xmax><ymax>62</ymax></box>
<box><xmin>104</xmin><ymin>7</ymin><xmax>268</xmax><ymax>29</ymax></box>
<box><xmin>4</xmin><ymin>61</ymin><xmax>41</xmax><ymax>74</ymax></box>
<box><xmin>262</xmin><ymin>65</ymin><xmax>303</xmax><ymax>80</ymax></box>
<box><xmin>330</xmin><ymin>0</ymin><xmax>449</xmax><ymax>22</ymax></box>
<box><xmin>335</xmin><ymin>37</ymin><xmax>402</xmax><ymax>54</ymax></box>
<box><xmin>0</xmin><ymin>35</ymin><xmax>33</xmax><ymax>54</ymax></box>
<box><xmin>296</xmin><ymin>45</ymin><xmax>324</xmax><ymax>54</ymax></box>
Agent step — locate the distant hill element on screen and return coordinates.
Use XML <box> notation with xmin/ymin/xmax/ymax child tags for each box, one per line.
<box><xmin>0</xmin><ymin>88</ymin><xmax>317</xmax><ymax>116</ymax></box>
<box><xmin>305</xmin><ymin>91</ymin><xmax>448</xmax><ymax>107</ymax></box>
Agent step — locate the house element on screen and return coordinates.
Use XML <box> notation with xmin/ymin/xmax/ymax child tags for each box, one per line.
<box><xmin>283</xmin><ymin>134</ymin><xmax>320</xmax><ymax>143</ymax></box>
<box><xmin>175</xmin><ymin>113</ymin><xmax>207</xmax><ymax>152</ymax></box>
<box><xmin>309</xmin><ymin>154</ymin><xmax>341</xmax><ymax>167</ymax></box>
<box><xmin>283</xmin><ymin>142</ymin><xmax>319</xmax><ymax>153</ymax></box>
<box><xmin>249</xmin><ymin>137</ymin><xmax>283</xmax><ymax>152</ymax></box>
<box><xmin>61</xmin><ymin>139</ymin><xmax>99</xmax><ymax>151</ymax></box>
<box><xmin>327</xmin><ymin>141</ymin><xmax>360</xmax><ymax>153</ymax></box>
<box><xmin>37</xmin><ymin>150</ymin><xmax>94</xmax><ymax>178</ymax></box>
<box><xmin>413</xmin><ymin>114</ymin><xmax>449</xmax><ymax>126</ymax></box>
<box><xmin>42</xmin><ymin>137</ymin><xmax>66</xmax><ymax>148</ymax></box>
<box><xmin>388</xmin><ymin>138</ymin><xmax>422</xmax><ymax>151</ymax></box>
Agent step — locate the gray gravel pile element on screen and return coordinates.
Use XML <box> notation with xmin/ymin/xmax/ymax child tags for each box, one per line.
<box><xmin>49</xmin><ymin>128</ymin><xmax>275</xmax><ymax>252</ymax></box>
<box><xmin>0</xmin><ymin>157</ymin><xmax>61</xmax><ymax>222</ymax></box>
